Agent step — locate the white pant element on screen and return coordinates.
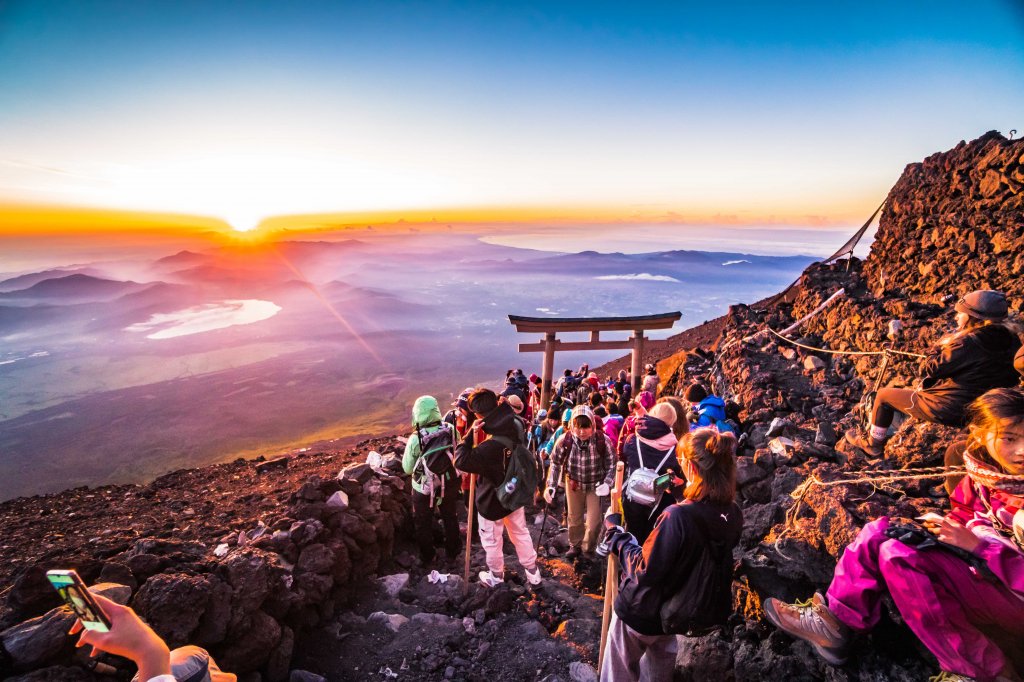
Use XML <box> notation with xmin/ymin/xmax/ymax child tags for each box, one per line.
<box><xmin>599</xmin><ymin>612</ymin><xmax>677</xmax><ymax>682</ymax></box>
<box><xmin>477</xmin><ymin>507</ymin><xmax>538</xmax><ymax>575</ymax></box>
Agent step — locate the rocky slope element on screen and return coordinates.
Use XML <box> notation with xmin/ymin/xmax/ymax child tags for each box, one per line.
<box><xmin>2</xmin><ymin>131</ymin><xmax>1022</xmax><ymax>681</ymax></box>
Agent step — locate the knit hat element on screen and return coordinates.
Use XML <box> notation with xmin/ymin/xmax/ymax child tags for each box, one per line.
<box><xmin>637</xmin><ymin>391</ymin><xmax>655</xmax><ymax>411</ymax></box>
<box><xmin>955</xmin><ymin>290</ymin><xmax>1009</xmax><ymax>321</ymax></box>
<box><xmin>1015</xmin><ymin>345</ymin><xmax>1024</xmax><ymax>377</ymax></box>
<box><xmin>684</xmin><ymin>383</ymin><xmax>708</xmax><ymax>403</ymax></box>
<box><xmin>649</xmin><ymin>402</ymin><xmax>678</xmax><ymax>427</ymax></box>
<box><xmin>529</xmin><ymin>373</ymin><xmax>540</xmax><ymax>384</ymax></box>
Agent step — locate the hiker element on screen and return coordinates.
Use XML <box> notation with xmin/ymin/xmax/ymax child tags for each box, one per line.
<box><xmin>541</xmin><ymin>407</ymin><xmax>573</xmax><ymax>457</ymax></box>
<box><xmin>847</xmin><ymin>290</ymin><xmax>1022</xmax><ymax>457</ymax></box>
<box><xmin>764</xmin><ymin>387</ymin><xmax>1024</xmax><ymax>682</ymax></box>
<box><xmin>454</xmin><ymin>388</ymin><xmax>542</xmax><ymax>587</ymax></box>
<box><xmin>74</xmin><ymin>592</ymin><xmax>235</xmax><ymax>681</ymax></box>
<box><xmin>619</xmin><ymin>402</ymin><xmax>684</xmax><ymax>544</ymax></box>
<box><xmin>544</xmin><ymin>405</ymin><xmax>616</xmax><ymax>559</ymax></box>
<box><xmin>641</xmin><ymin>363</ymin><xmax>659</xmax><ymax>395</ymax></box>
<box><xmin>556</xmin><ymin>369</ymin><xmax>579</xmax><ymax>400</ymax></box>
<box><xmin>684</xmin><ymin>383</ymin><xmax>737</xmax><ymax>434</ymax></box>
<box><xmin>603</xmin><ymin>402</ymin><xmax>625</xmax><ymax>444</ymax></box>
<box><xmin>403</xmin><ymin>396</ymin><xmax>461</xmax><ymax>565</ymax></box>
<box><xmin>528</xmin><ymin>372</ymin><xmax>543</xmax><ymax>416</ymax></box>
<box><xmin>444</xmin><ymin>388</ymin><xmax>478</xmax><ymax>536</ymax></box>
<box><xmin>657</xmin><ymin>396</ymin><xmax>690</xmax><ymax>439</ymax></box>
<box><xmin>615</xmin><ymin>369</ymin><xmax>632</xmax><ymax>401</ymax></box>
<box><xmin>599</xmin><ymin>428</ymin><xmax>743</xmax><ymax>682</ymax></box>
<box><xmin>617</xmin><ymin>390</ymin><xmax>655</xmax><ymax>455</ymax></box>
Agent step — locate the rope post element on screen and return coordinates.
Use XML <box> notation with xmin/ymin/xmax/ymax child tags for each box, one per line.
<box><xmin>598</xmin><ymin>462</ymin><xmax>626</xmax><ymax>674</ymax></box>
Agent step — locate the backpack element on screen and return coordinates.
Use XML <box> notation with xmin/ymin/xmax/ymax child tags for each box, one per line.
<box><xmin>659</xmin><ymin>507</ymin><xmax>734</xmax><ymax>635</ymax></box>
<box><xmin>413</xmin><ymin>423</ymin><xmax>455</xmax><ymax>506</ymax></box>
<box><xmin>623</xmin><ymin>437</ymin><xmax>675</xmax><ymax>508</ymax></box>
<box><xmin>491</xmin><ymin>422</ymin><xmax>541</xmax><ymax>512</ymax></box>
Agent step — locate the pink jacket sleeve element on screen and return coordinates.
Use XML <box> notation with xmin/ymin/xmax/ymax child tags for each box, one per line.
<box><xmin>973</xmin><ymin>538</ymin><xmax>1024</xmax><ymax>596</ymax></box>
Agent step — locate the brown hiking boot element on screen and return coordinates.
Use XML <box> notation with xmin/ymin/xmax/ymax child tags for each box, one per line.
<box><xmin>844</xmin><ymin>428</ymin><xmax>885</xmax><ymax>458</ymax></box>
<box><xmin>763</xmin><ymin>592</ymin><xmax>852</xmax><ymax>665</ymax></box>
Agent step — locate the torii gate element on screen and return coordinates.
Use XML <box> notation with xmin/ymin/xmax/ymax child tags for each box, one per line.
<box><xmin>509</xmin><ymin>312</ymin><xmax>682</xmax><ymax>408</ymax></box>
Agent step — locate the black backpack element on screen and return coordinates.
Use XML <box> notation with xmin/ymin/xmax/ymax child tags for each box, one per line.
<box><xmin>491</xmin><ymin>422</ymin><xmax>541</xmax><ymax>512</ymax></box>
<box><xmin>659</xmin><ymin>506</ymin><xmax>735</xmax><ymax>635</ymax></box>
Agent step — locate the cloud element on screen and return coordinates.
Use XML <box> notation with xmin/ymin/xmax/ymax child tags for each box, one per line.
<box><xmin>594</xmin><ymin>273</ymin><xmax>681</xmax><ymax>283</ymax></box>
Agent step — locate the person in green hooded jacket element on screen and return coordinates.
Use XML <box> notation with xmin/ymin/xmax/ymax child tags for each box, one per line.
<box><xmin>403</xmin><ymin>395</ymin><xmax>461</xmax><ymax>565</ymax></box>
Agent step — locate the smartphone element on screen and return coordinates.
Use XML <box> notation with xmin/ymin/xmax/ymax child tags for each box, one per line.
<box><xmin>654</xmin><ymin>472</ymin><xmax>674</xmax><ymax>492</ymax></box>
<box><xmin>46</xmin><ymin>570</ymin><xmax>112</xmax><ymax>632</ymax></box>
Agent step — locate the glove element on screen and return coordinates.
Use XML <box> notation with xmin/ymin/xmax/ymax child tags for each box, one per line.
<box><xmin>543</xmin><ymin>487</ymin><xmax>556</xmax><ymax>505</ymax></box>
<box><xmin>604</xmin><ymin>511</ymin><xmax>623</xmax><ymax>528</ymax></box>
<box><xmin>595</xmin><ymin>482</ymin><xmax>610</xmax><ymax>497</ymax></box>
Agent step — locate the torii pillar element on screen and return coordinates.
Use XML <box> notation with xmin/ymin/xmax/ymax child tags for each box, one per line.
<box><xmin>509</xmin><ymin>312</ymin><xmax>682</xmax><ymax>408</ymax></box>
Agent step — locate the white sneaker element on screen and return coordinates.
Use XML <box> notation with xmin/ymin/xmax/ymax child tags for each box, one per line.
<box><xmin>525</xmin><ymin>567</ymin><xmax>542</xmax><ymax>586</ymax></box>
<box><xmin>478</xmin><ymin>570</ymin><xmax>503</xmax><ymax>587</ymax></box>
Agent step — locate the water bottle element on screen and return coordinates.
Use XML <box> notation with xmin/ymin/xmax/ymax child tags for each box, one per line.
<box><xmin>504</xmin><ymin>476</ymin><xmax>518</xmax><ymax>494</ymax></box>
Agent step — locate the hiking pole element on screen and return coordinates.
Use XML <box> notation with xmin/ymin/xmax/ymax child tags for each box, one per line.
<box><xmin>534</xmin><ymin>500</ymin><xmax>549</xmax><ymax>554</ymax></box>
<box><xmin>463</xmin><ymin>473</ymin><xmax>476</xmax><ymax>595</ymax></box>
<box><xmin>597</xmin><ymin>461</ymin><xmax>625</xmax><ymax>673</ymax></box>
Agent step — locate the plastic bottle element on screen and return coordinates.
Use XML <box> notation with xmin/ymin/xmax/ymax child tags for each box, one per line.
<box><xmin>504</xmin><ymin>476</ymin><xmax>518</xmax><ymax>494</ymax></box>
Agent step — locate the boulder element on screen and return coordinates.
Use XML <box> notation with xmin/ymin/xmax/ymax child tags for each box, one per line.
<box><xmin>376</xmin><ymin>573</ymin><xmax>410</xmax><ymax>598</ymax></box>
<box><xmin>131</xmin><ymin>573</ymin><xmax>213</xmax><ymax>647</ymax></box>
<box><xmin>0</xmin><ymin>607</ymin><xmax>75</xmax><ymax>671</ymax></box>
<box><xmin>367</xmin><ymin>612</ymin><xmax>408</xmax><ymax>633</ymax></box>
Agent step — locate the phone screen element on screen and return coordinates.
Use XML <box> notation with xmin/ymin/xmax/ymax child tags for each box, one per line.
<box><xmin>654</xmin><ymin>473</ymin><xmax>673</xmax><ymax>488</ymax></box>
<box><xmin>46</xmin><ymin>571</ymin><xmax>111</xmax><ymax>632</ymax></box>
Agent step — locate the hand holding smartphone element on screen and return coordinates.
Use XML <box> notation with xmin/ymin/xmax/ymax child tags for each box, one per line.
<box><xmin>46</xmin><ymin>570</ymin><xmax>112</xmax><ymax>632</ymax></box>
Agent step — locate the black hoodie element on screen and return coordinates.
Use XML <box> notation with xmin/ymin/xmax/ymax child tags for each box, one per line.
<box><xmin>917</xmin><ymin>324</ymin><xmax>1022</xmax><ymax>426</ymax></box>
<box><xmin>454</xmin><ymin>402</ymin><xmax>522</xmax><ymax>521</ymax></box>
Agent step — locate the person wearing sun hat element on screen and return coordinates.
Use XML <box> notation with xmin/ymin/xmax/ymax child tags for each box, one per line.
<box><xmin>847</xmin><ymin>289</ymin><xmax>1022</xmax><ymax>457</ymax></box>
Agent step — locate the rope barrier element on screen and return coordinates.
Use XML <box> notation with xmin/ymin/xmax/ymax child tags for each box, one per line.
<box><xmin>764</xmin><ymin>328</ymin><xmax>928</xmax><ymax>359</ymax></box>
<box><xmin>772</xmin><ymin>465</ymin><xmax>1024</xmax><ymax>558</ymax></box>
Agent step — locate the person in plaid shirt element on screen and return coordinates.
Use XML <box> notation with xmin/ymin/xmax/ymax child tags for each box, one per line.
<box><xmin>544</xmin><ymin>404</ymin><xmax>616</xmax><ymax>558</ymax></box>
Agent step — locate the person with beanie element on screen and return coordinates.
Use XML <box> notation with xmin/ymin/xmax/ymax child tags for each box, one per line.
<box><xmin>599</xmin><ymin>428</ymin><xmax>743</xmax><ymax>682</ymax></box>
<box><xmin>847</xmin><ymin>290</ymin><xmax>1022</xmax><ymax>457</ymax></box>
<box><xmin>617</xmin><ymin>390</ymin><xmax>655</xmax><ymax>456</ymax></box>
<box><xmin>454</xmin><ymin>388</ymin><xmax>542</xmax><ymax>587</ymax></box>
<box><xmin>544</xmin><ymin>405</ymin><xmax>616</xmax><ymax>559</ymax></box>
<box><xmin>684</xmin><ymin>383</ymin><xmax>736</xmax><ymax>434</ymax></box>
<box><xmin>619</xmin><ymin>402</ymin><xmax>684</xmax><ymax>544</ymax></box>
<box><xmin>402</xmin><ymin>396</ymin><xmax>461</xmax><ymax>565</ymax></box>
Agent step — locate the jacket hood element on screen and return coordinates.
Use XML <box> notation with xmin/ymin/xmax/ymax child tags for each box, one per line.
<box><xmin>412</xmin><ymin>395</ymin><xmax>442</xmax><ymax>427</ymax></box>
<box><xmin>637</xmin><ymin>391</ymin><xmax>655</xmax><ymax>411</ymax></box>
<box><xmin>969</xmin><ymin>323</ymin><xmax>1020</xmax><ymax>350</ymax></box>
<box><xmin>481</xmin><ymin>402</ymin><xmax>520</xmax><ymax>440</ymax></box>
<box><xmin>637</xmin><ymin>415</ymin><xmax>672</xmax><ymax>440</ymax></box>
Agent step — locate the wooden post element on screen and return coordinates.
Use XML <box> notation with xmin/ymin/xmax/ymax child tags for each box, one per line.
<box><xmin>540</xmin><ymin>331</ymin><xmax>556</xmax><ymax>409</ymax></box>
<box><xmin>463</xmin><ymin>474</ymin><xmax>476</xmax><ymax>594</ymax></box>
<box><xmin>630</xmin><ymin>331</ymin><xmax>645</xmax><ymax>394</ymax></box>
<box><xmin>598</xmin><ymin>461</ymin><xmax>626</xmax><ymax>673</ymax></box>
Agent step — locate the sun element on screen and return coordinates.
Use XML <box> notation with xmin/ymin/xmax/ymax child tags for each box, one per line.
<box><xmin>224</xmin><ymin>209</ymin><xmax>265</xmax><ymax>233</ymax></box>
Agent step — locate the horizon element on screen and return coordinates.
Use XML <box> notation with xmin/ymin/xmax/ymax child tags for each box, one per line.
<box><xmin>1</xmin><ymin>1</ymin><xmax>1022</xmax><ymax>236</ymax></box>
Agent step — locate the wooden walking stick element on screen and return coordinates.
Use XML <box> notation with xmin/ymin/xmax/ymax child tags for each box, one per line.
<box><xmin>597</xmin><ymin>461</ymin><xmax>625</xmax><ymax>673</ymax></box>
<box><xmin>463</xmin><ymin>473</ymin><xmax>476</xmax><ymax>595</ymax></box>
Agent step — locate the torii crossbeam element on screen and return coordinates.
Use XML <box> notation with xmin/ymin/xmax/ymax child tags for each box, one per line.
<box><xmin>509</xmin><ymin>312</ymin><xmax>682</xmax><ymax>408</ymax></box>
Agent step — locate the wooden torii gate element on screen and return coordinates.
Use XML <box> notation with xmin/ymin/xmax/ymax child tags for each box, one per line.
<box><xmin>509</xmin><ymin>311</ymin><xmax>682</xmax><ymax>408</ymax></box>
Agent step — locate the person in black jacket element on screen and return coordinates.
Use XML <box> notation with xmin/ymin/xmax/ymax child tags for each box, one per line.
<box><xmin>599</xmin><ymin>427</ymin><xmax>743</xmax><ymax>682</ymax></box>
<box><xmin>847</xmin><ymin>289</ymin><xmax>1022</xmax><ymax>457</ymax></box>
<box><xmin>619</xmin><ymin>402</ymin><xmax>684</xmax><ymax>544</ymax></box>
<box><xmin>454</xmin><ymin>388</ymin><xmax>542</xmax><ymax>588</ymax></box>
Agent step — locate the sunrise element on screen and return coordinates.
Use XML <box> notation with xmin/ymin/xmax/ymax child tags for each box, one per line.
<box><xmin>2</xmin><ymin>2</ymin><xmax>1023</xmax><ymax>681</ymax></box>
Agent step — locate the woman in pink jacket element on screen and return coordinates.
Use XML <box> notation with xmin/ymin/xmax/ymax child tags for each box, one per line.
<box><xmin>764</xmin><ymin>387</ymin><xmax>1024</xmax><ymax>682</ymax></box>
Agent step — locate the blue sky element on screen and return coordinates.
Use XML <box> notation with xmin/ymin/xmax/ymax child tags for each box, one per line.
<box><xmin>1</xmin><ymin>1</ymin><xmax>1022</xmax><ymax>232</ymax></box>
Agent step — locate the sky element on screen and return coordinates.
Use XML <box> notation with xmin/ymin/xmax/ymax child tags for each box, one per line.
<box><xmin>1</xmin><ymin>0</ymin><xmax>1022</xmax><ymax>235</ymax></box>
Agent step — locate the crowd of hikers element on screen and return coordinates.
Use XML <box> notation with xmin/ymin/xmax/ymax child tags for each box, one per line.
<box><xmin>68</xmin><ymin>289</ymin><xmax>1024</xmax><ymax>682</ymax></box>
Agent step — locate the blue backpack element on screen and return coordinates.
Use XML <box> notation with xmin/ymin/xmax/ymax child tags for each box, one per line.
<box><xmin>694</xmin><ymin>396</ymin><xmax>736</xmax><ymax>434</ymax></box>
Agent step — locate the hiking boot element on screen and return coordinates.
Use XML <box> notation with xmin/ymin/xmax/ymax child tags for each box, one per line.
<box><xmin>564</xmin><ymin>545</ymin><xmax>581</xmax><ymax>560</ymax></box>
<box><xmin>844</xmin><ymin>428</ymin><xmax>886</xmax><ymax>458</ymax></box>
<box><xmin>478</xmin><ymin>570</ymin><xmax>504</xmax><ymax>588</ymax></box>
<box><xmin>928</xmin><ymin>673</ymin><xmax>975</xmax><ymax>682</ymax></box>
<box><xmin>763</xmin><ymin>592</ymin><xmax>851</xmax><ymax>665</ymax></box>
<box><xmin>524</xmin><ymin>567</ymin><xmax>542</xmax><ymax>586</ymax></box>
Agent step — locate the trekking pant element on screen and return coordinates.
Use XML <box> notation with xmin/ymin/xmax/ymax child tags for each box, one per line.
<box><xmin>565</xmin><ymin>482</ymin><xmax>602</xmax><ymax>553</ymax></box>
<box><xmin>871</xmin><ymin>386</ymin><xmax>930</xmax><ymax>428</ymax></box>
<box><xmin>599</xmin><ymin>612</ymin><xmax>677</xmax><ymax>682</ymax></box>
<box><xmin>131</xmin><ymin>646</ymin><xmax>235</xmax><ymax>682</ymax></box>
<box><xmin>412</xmin><ymin>481</ymin><xmax>461</xmax><ymax>563</ymax></box>
<box><xmin>826</xmin><ymin>516</ymin><xmax>1024</xmax><ymax>681</ymax></box>
<box><xmin>477</xmin><ymin>507</ymin><xmax>538</xmax><ymax>575</ymax></box>
<box><xmin>622</xmin><ymin>495</ymin><xmax>672</xmax><ymax>546</ymax></box>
